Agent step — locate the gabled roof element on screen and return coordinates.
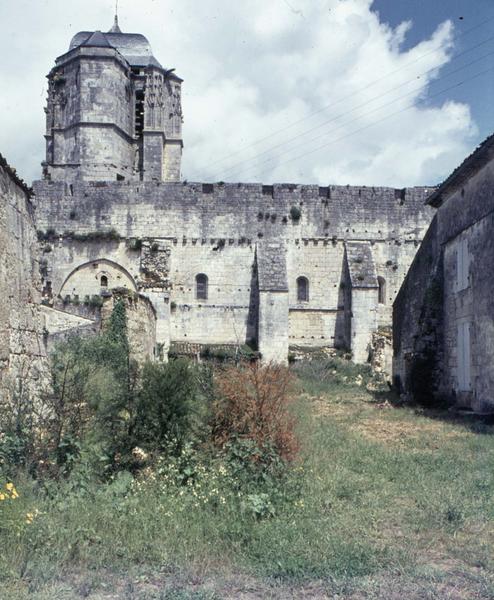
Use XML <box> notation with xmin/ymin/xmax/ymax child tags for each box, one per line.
<box><xmin>80</xmin><ymin>30</ymin><xmax>113</xmax><ymax>48</ymax></box>
<box><xmin>427</xmin><ymin>133</ymin><xmax>494</xmax><ymax>208</ymax></box>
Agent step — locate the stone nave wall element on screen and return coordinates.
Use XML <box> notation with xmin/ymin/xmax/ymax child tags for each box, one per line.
<box><xmin>34</xmin><ymin>180</ymin><xmax>434</xmax><ymax>361</ymax></box>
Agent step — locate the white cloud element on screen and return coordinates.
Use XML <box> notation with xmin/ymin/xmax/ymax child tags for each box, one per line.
<box><xmin>0</xmin><ymin>0</ymin><xmax>478</xmax><ymax>186</ymax></box>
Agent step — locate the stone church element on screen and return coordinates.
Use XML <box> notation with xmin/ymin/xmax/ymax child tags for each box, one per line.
<box><xmin>2</xmin><ymin>18</ymin><xmax>436</xmax><ymax>381</ymax></box>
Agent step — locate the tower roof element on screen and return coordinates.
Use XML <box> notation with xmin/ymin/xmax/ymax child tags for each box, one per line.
<box><xmin>109</xmin><ymin>15</ymin><xmax>122</xmax><ymax>33</ymax></box>
<box><xmin>69</xmin><ymin>27</ymin><xmax>164</xmax><ymax>69</ymax></box>
<box><xmin>80</xmin><ymin>30</ymin><xmax>113</xmax><ymax>48</ymax></box>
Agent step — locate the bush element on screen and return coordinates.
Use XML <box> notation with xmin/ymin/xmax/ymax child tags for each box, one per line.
<box><xmin>134</xmin><ymin>360</ymin><xmax>205</xmax><ymax>453</ymax></box>
<box><xmin>128</xmin><ymin>238</ymin><xmax>142</xmax><ymax>251</ymax></box>
<box><xmin>199</xmin><ymin>344</ymin><xmax>258</xmax><ymax>363</ymax></box>
<box><xmin>1</xmin><ymin>300</ymin><xmax>139</xmax><ymax>478</ymax></box>
<box><xmin>38</xmin><ymin>305</ymin><xmax>206</xmax><ymax>476</ymax></box>
<box><xmin>289</xmin><ymin>206</ymin><xmax>301</xmax><ymax>221</ymax></box>
<box><xmin>88</xmin><ymin>295</ymin><xmax>103</xmax><ymax>308</ymax></box>
<box><xmin>211</xmin><ymin>364</ymin><xmax>299</xmax><ymax>464</ymax></box>
<box><xmin>0</xmin><ymin>364</ymin><xmax>44</xmax><ymax>474</ymax></box>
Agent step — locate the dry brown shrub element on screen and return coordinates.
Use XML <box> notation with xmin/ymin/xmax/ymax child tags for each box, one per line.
<box><xmin>211</xmin><ymin>363</ymin><xmax>299</xmax><ymax>462</ymax></box>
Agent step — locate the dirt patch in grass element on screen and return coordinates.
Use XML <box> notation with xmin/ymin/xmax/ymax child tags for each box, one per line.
<box><xmin>7</xmin><ymin>565</ymin><xmax>494</xmax><ymax>599</ymax></box>
<box><xmin>351</xmin><ymin>415</ymin><xmax>469</xmax><ymax>447</ymax></box>
<box><xmin>310</xmin><ymin>395</ymin><xmax>369</xmax><ymax>420</ymax></box>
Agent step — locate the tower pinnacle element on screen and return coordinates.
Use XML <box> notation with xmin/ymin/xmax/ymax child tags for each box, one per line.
<box><xmin>109</xmin><ymin>1</ymin><xmax>121</xmax><ymax>33</ymax></box>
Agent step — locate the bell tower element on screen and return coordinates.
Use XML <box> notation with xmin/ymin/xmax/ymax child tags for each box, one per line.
<box><xmin>42</xmin><ymin>18</ymin><xmax>183</xmax><ymax>183</ymax></box>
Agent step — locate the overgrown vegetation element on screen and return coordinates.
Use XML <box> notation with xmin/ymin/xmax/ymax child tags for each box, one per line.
<box><xmin>37</xmin><ymin>229</ymin><xmax>121</xmax><ymax>243</ymax></box>
<box><xmin>127</xmin><ymin>238</ymin><xmax>143</xmax><ymax>251</ymax></box>
<box><xmin>198</xmin><ymin>344</ymin><xmax>258</xmax><ymax>363</ymax></box>
<box><xmin>1</xmin><ymin>322</ymin><xmax>494</xmax><ymax>599</ymax></box>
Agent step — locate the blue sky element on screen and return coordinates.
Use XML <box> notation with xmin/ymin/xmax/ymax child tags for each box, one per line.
<box><xmin>374</xmin><ymin>0</ymin><xmax>494</xmax><ymax>137</ymax></box>
<box><xmin>0</xmin><ymin>0</ymin><xmax>493</xmax><ymax>186</ymax></box>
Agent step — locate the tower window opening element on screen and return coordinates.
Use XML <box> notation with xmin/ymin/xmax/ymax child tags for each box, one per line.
<box><xmin>135</xmin><ymin>90</ymin><xmax>145</xmax><ymax>137</ymax></box>
<box><xmin>297</xmin><ymin>276</ymin><xmax>309</xmax><ymax>302</ymax></box>
<box><xmin>378</xmin><ymin>276</ymin><xmax>386</xmax><ymax>305</ymax></box>
<box><xmin>196</xmin><ymin>273</ymin><xmax>208</xmax><ymax>300</ymax></box>
<box><xmin>100</xmin><ymin>275</ymin><xmax>108</xmax><ymax>288</ymax></box>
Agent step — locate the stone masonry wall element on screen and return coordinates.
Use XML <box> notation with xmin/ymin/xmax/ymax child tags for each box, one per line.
<box><xmin>393</xmin><ymin>218</ymin><xmax>442</xmax><ymax>401</ymax></box>
<box><xmin>439</xmin><ymin>161</ymin><xmax>494</xmax><ymax>410</ymax></box>
<box><xmin>394</xmin><ymin>157</ymin><xmax>494</xmax><ymax>409</ymax></box>
<box><xmin>34</xmin><ymin>180</ymin><xmax>434</xmax><ymax>363</ymax></box>
<box><xmin>0</xmin><ymin>157</ymin><xmax>46</xmax><ymax>399</ymax></box>
<box><xmin>100</xmin><ymin>292</ymin><xmax>157</xmax><ymax>363</ymax></box>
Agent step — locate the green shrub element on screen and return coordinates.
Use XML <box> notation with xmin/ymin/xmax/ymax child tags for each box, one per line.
<box><xmin>199</xmin><ymin>344</ymin><xmax>258</xmax><ymax>363</ymax></box>
<box><xmin>88</xmin><ymin>295</ymin><xmax>103</xmax><ymax>308</ymax></box>
<box><xmin>68</xmin><ymin>229</ymin><xmax>120</xmax><ymax>243</ymax></box>
<box><xmin>290</xmin><ymin>206</ymin><xmax>302</xmax><ymax>221</ymax></box>
<box><xmin>134</xmin><ymin>360</ymin><xmax>205</xmax><ymax>453</ymax></box>
<box><xmin>127</xmin><ymin>238</ymin><xmax>142</xmax><ymax>251</ymax></box>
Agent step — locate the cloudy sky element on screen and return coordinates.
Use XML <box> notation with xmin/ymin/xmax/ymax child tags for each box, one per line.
<box><xmin>0</xmin><ymin>0</ymin><xmax>493</xmax><ymax>186</ymax></box>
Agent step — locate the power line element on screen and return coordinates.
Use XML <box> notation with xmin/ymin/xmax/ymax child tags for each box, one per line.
<box><xmin>188</xmin><ymin>12</ymin><xmax>494</xmax><ymax>179</ymax></box>
<box><xmin>239</xmin><ymin>66</ymin><xmax>494</xmax><ymax>181</ymax></box>
<box><xmin>213</xmin><ymin>47</ymin><xmax>494</xmax><ymax>180</ymax></box>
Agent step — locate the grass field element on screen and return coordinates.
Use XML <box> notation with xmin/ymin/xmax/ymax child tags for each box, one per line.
<box><xmin>1</xmin><ymin>358</ymin><xmax>493</xmax><ymax>599</ymax></box>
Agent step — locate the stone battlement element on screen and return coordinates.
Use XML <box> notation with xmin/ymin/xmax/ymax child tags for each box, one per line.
<box><xmin>34</xmin><ymin>180</ymin><xmax>434</xmax><ymax>242</ymax></box>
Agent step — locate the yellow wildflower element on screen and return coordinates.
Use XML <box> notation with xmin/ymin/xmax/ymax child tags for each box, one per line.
<box><xmin>5</xmin><ymin>483</ymin><xmax>14</xmax><ymax>492</ymax></box>
<box><xmin>11</xmin><ymin>489</ymin><xmax>19</xmax><ymax>499</ymax></box>
<box><xmin>0</xmin><ymin>493</ymin><xmax>5</xmax><ymax>501</ymax></box>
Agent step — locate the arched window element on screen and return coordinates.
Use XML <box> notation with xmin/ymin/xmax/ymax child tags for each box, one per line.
<box><xmin>196</xmin><ymin>274</ymin><xmax>208</xmax><ymax>300</ymax></box>
<box><xmin>297</xmin><ymin>276</ymin><xmax>309</xmax><ymax>302</ymax></box>
<box><xmin>378</xmin><ymin>276</ymin><xmax>386</xmax><ymax>305</ymax></box>
<box><xmin>100</xmin><ymin>275</ymin><xmax>108</xmax><ymax>288</ymax></box>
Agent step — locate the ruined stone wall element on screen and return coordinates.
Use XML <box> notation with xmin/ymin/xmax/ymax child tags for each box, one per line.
<box><xmin>0</xmin><ymin>157</ymin><xmax>46</xmax><ymax>398</ymax></box>
<box><xmin>101</xmin><ymin>292</ymin><xmax>157</xmax><ymax>363</ymax></box>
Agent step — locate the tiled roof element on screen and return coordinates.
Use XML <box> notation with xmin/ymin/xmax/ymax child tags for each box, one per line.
<box><xmin>69</xmin><ymin>29</ymin><xmax>165</xmax><ymax>69</ymax></box>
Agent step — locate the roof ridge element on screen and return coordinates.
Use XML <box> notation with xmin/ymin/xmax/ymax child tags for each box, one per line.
<box><xmin>81</xmin><ymin>30</ymin><xmax>113</xmax><ymax>49</ymax></box>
